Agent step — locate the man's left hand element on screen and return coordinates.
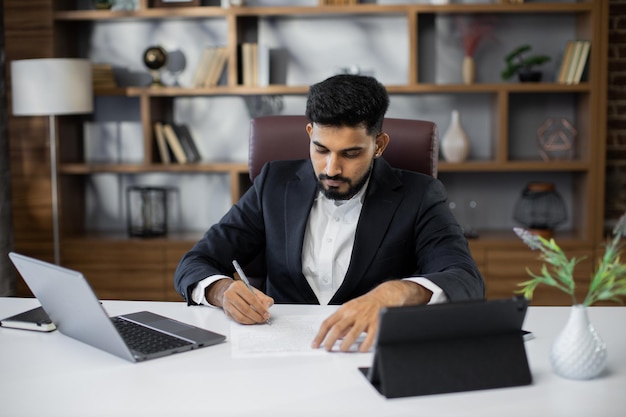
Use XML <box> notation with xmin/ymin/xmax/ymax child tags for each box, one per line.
<box><xmin>311</xmin><ymin>280</ymin><xmax>432</xmax><ymax>353</ymax></box>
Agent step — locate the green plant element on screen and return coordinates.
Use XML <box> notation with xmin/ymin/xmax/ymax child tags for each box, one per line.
<box><xmin>514</xmin><ymin>212</ymin><xmax>626</xmax><ymax>306</ymax></box>
<box><xmin>501</xmin><ymin>44</ymin><xmax>551</xmax><ymax>80</ymax></box>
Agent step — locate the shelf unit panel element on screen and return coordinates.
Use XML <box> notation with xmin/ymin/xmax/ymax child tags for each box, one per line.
<box><xmin>256</xmin><ymin>13</ymin><xmax>409</xmax><ymax>86</ymax></box>
<box><xmin>438</xmin><ymin>170</ymin><xmax>583</xmax><ymax>236</ymax></box>
<box><xmin>9</xmin><ymin>0</ymin><xmax>602</xmax><ymax>302</ymax></box>
<box><xmin>416</xmin><ymin>11</ymin><xmax>581</xmax><ymax>85</ymax></box>
<box><xmin>507</xmin><ymin>92</ymin><xmax>583</xmax><ymax>162</ymax></box>
<box><xmin>76</xmin><ymin>171</ymin><xmax>236</xmax><ymax>235</ymax></box>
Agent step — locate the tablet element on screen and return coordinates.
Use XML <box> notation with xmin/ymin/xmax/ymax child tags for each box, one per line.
<box><xmin>376</xmin><ymin>296</ymin><xmax>528</xmax><ymax>345</ymax></box>
<box><xmin>362</xmin><ymin>296</ymin><xmax>532</xmax><ymax>398</ymax></box>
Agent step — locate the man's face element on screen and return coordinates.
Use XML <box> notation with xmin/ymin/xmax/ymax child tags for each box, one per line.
<box><xmin>306</xmin><ymin>123</ymin><xmax>389</xmax><ymax>200</ymax></box>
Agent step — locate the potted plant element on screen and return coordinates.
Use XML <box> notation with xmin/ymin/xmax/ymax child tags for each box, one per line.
<box><xmin>501</xmin><ymin>44</ymin><xmax>551</xmax><ymax>82</ymax></box>
<box><xmin>514</xmin><ymin>212</ymin><xmax>626</xmax><ymax>380</ymax></box>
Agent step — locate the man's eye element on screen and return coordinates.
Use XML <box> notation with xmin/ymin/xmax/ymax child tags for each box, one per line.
<box><xmin>344</xmin><ymin>152</ymin><xmax>360</xmax><ymax>158</ymax></box>
<box><xmin>315</xmin><ymin>147</ymin><xmax>329</xmax><ymax>154</ymax></box>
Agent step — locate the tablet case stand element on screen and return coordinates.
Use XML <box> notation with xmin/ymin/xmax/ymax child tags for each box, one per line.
<box><xmin>360</xmin><ymin>298</ymin><xmax>532</xmax><ymax>398</ymax></box>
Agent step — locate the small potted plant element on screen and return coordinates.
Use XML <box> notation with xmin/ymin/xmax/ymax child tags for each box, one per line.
<box><xmin>514</xmin><ymin>212</ymin><xmax>626</xmax><ymax>380</ymax></box>
<box><xmin>501</xmin><ymin>44</ymin><xmax>551</xmax><ymax>82</ymax></box>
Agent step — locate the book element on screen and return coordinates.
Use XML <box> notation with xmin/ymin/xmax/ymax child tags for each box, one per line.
<box><xmin>162</xmin><ymin>123</ymin><xmax>188</xmax><ymax>164</ymax></box>
<box><xmin>556</xmin><ymin>41</ymin><xmax>575</xmax><ymax>84</ymax></box>
<box><xmin>92</xmin><ymin>63</ymin><xmax>117</xmax><ymax>89</ymax></box>
<box><xmin>191</xmin><ymin>47</ymin><xmax>216</xmax><ymax>88</ymax></box>
<box><xmin>565</xmin><ymin>40</ymin><xmax>583</xmax><ymax>84</ymax></box>
<box><xmin>240</xmin><ymin>43</ymin><xmax>256</xmax><ymax>86</ymax></box>
<box><xmin>204</xmin><ymin>47</ymin><xmax>228</xmax><ymax>87</ymax></box>
<box><xmin>571</xmin><ymin>40</ymin><xmax>591</xmax><ymax>84</ymax></box>
<box><xmin>0</xmin><ymin>306</ymin><xmax>56</xmax><ymax>332</ymax></box>
<box><xmin>257</xmin><ymin>44</ymin><xmax>270</xmax><ymax>87</ymax></box>
<box><xmin>172</xmin><ymin>124</ymin><xmax>201</xmax><ymax>163</ymax></box>
<box><xmin>154</xmin><ymin>121</ymin><xmax>171</xmax><ymax>164</ymax></box>
<box><xmin>319</xmin><ymin>0</ymin><xmax>359</xmax><ymax>4</ymax></box>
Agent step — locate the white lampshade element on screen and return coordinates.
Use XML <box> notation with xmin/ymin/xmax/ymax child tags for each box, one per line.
<box><xmin>11</xmin><ymin>58</ymin><xmax>93</xmax><ymax>116</ymax></box>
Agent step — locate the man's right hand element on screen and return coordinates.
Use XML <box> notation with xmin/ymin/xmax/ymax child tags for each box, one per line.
<box><xmin>206</xmin><ymin>278</ymin><xmax>274</xmax><ymax>324</ymax></box>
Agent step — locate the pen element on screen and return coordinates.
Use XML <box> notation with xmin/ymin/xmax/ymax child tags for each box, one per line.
<box><xmin>232</xmin><ymin>260</ymin><xmax>271</xmax><ymax>325</ymax></box>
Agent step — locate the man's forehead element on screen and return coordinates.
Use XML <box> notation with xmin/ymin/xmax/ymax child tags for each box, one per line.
<box><xmin>310</xmin><ymin>123</ymin><xmax>373</xmax><ymax>143</ymax></box>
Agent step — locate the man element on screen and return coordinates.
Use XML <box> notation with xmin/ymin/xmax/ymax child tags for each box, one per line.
<box><xmin>174</xmin><ymin>74</ymin><xmax>484</xmax><ymax>352</ymax></box>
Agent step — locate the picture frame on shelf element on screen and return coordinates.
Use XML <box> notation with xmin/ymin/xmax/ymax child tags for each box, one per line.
<box><xmin>153</xmin><ymin>0</ymin><xmax>200</xmax><ymax>7</ymax></box>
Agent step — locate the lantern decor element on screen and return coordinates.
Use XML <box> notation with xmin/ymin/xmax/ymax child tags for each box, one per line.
<box><xmin>512</xmin><ymin>182</ymin><xmax>567</xmax><ymax>239</ymax></box>
<box><xmin>126</xmin><ymin>186</ymin><xmax>168</xmax><ymax>237</ymax></box>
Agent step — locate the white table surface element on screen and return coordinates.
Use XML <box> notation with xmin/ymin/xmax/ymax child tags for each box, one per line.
<box><xmin>1</xmin><ymin>297</ymin><xmax>625</xmax><ymax>417</ymax></box>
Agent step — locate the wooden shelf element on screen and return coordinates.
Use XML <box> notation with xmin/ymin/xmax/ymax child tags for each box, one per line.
<box><xmin>53</xmin><ymin>2</ymin><xmax>594</xmax><ymax>21</ymax></box>
<box><xmin>96</xmin><ymin>82</ymin><xmax>591</xmax><ymax>98</ymax></box>
<box><xmin>438</xmin><ymin>161</ymin><xmax>590</xmax><ymax>172</ymax></box>
<box><xmin>59</xmin><ymin>162</ymin><xmax>248</xmax><ymax>174</ymax></box>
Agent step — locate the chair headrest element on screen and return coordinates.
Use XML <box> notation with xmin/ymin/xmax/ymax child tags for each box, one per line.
<box><xmin>248</xmin><ymin>115</ymin><xmax>438</xmax><ymax>180</ymax></box>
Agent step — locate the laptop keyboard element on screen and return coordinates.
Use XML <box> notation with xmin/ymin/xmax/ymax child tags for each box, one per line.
<box><xmin>112</xmin><ymin>317</ymin><xmax>192</xmax><ymax>355</ymax></box>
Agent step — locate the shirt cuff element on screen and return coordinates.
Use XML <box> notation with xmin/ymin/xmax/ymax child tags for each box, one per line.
<box><xmin>191</xmin><ymin>275</ymin><xmax>232</xmax><ymax>307</ymax></box>
<box><xmin>403</xmin><ymin>277</ymin><xmax>449</xmax><ymax>304</ymax></box>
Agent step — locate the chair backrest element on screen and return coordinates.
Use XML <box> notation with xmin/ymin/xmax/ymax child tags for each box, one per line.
<box><xmin>248</xmin><ymin>115</ymin><xmax>439</xmax><ymax>181</ymax></box>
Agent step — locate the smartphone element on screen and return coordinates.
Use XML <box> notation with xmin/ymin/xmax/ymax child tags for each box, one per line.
<box><xmin>0</xmin><ymin>306</ymin><xmax>56</xmax><ymax>332</ymax></box>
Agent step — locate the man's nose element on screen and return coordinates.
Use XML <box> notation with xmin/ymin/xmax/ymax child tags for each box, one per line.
<box><xmin>325</xmin><ymin>153</ymin><xmax>342</xmax><ymax>177</ymax></box>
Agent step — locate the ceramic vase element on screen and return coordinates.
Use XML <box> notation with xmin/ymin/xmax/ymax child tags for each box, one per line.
<box><xmin>440</xmin><ymin>110</ymin><xmax>470</xmax><ymax>163</ymax></box>
<box><xmin>550</xmin><ymin>304</ymin><xmax>607</xmax><ymax>380</ymax></box>
<box><xmin>462</xmin><ymin>56</ymin><xmax>475</xmax><ymax>84</ymax></box>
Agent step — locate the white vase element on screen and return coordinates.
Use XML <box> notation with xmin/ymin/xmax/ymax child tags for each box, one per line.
<box><xmin>440</xmin><ymin>110</ymin><xmax>470</xmax><ymax>163</ymax></box>
<box><xmin>550</xmin><ymin>304</ymin><xmax>608</xmax><ymax>380</ymax></box>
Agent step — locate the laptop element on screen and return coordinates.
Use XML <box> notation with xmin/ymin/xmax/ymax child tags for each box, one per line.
<box><xmin>8</xmin><ymin>252</ymin><xmax>226</xmax><ymax>362</ymax></box>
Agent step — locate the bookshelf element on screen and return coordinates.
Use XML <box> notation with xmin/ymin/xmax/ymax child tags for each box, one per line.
<box><xmin>6</xmin><ymin>1</ymin><xmax>608</xmax><ymax>304</ymax></box>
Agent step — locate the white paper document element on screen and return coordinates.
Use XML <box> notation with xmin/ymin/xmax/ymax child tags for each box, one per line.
<box><xmin>230</xmin><ymin>314</ymin><xmax>366</xmax><ymax>357</ymax></box>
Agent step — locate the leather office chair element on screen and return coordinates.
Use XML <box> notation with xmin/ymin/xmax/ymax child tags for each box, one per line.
<box><xmin>248</xmin><ymin>115</ymin><xmax>438</xmax><ymax>181</ymax></box>
<box><xmin>244</xmin><ymin>115</ymin><xmax>439</xmax><ymax>289</ymax></box>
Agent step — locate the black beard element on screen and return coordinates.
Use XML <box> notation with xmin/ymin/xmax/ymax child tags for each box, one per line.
<box><xmin>316</xmin><ymin>164</ymin><xmax>372</xmax><ymax>200</ymax></box>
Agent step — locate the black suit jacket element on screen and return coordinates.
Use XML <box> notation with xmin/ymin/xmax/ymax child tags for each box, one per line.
<box><xmin>174</xmin><ymin>158</ymin><xmax>484</xmax><ymax>304</ymax></box>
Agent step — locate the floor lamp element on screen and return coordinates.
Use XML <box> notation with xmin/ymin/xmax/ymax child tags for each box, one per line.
<box><xmin>11</xmin><ymin>58</ymin><xmax>93</xmax><ymax>265</ymax></box>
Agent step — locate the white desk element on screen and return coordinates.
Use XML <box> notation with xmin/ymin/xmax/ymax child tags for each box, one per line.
<box><xmin>1</xmin><ymin>297</ymin><xmax>625</xmax><ymax>417</ymax></box>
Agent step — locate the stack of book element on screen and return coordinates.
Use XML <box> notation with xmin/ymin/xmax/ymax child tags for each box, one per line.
<box><xmin>191</xmin><ymin>46</ymin><xmax>229</xmax><ymax>88</ymax></box>
<box><xmin>319</xmin><ymin>0</ymin><xmax>358</xmax><ymax>4</ymax></box>
<box><xmin>556</xmin><ymin>40</ymin><xmax>591</xmax><ymax>85</ymax></box>
<box><xmin>154</xmin><ymin>122</ymin><xmax>201</xmax><ymax>164</ymax></box>
<box><xmin>239</xmin><ymin>42</ymin><xmax>269</xmax><ymax>87</ymax></box>
<box><xmin>92</xmin><ymin>64</ymin><xmax>117</xmax><ymax>90</ymax></box>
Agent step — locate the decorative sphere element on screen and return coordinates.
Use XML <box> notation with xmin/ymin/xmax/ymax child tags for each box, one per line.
<box><xmin>143</xmin><ymin>46</ymin><xmax>167</xmax><ymax>70</ymax></box>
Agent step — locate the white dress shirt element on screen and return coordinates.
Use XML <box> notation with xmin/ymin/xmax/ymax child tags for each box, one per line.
<box><xmin>192</xmin><ymin>181</ymin><xmax>447</xmax><ymax>306</ymax></box>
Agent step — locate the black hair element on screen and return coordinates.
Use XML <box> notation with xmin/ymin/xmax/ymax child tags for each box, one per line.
<box><xmin>305</xmin><ymin>74</ymin><xmax>390</xmax><ymax>136</ymax></box>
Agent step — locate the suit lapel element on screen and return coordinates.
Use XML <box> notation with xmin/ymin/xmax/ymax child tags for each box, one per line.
<box><xmin>330</xmin><ymin>159</ymin><xmax>402</xmax><ymax>303</ymax></box>
<box><xmin>284</xmin><ymin>163</ymin><xmax>319</xmax><ymax>302</ymax></box>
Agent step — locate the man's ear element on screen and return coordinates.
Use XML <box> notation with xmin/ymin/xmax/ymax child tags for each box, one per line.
<box><xmin>375</xmin><ymin>133</ymin><xmax>390</xmax><ymax>157</ymax></box>
<box><xmin>306</xmin><ymin>123</ymin><xmax>313</xmax><ymax>138</ymax></box>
